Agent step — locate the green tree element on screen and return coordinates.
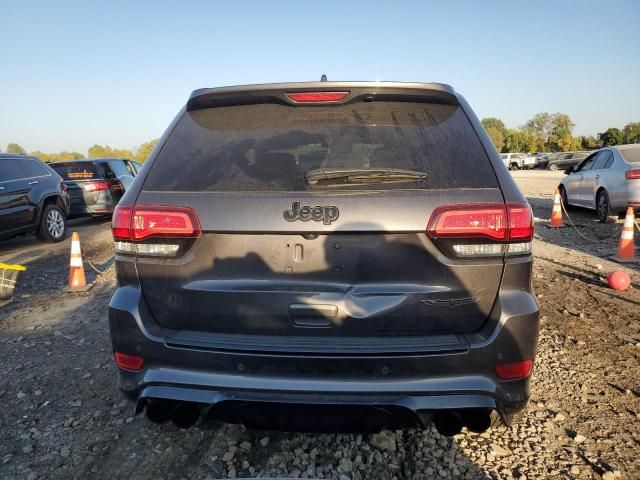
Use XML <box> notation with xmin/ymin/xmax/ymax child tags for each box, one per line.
<box><xmin>503</xmin><ymin>129</ymin><xmax>543</xmax><ymax>153</ymax></box>
<box><xmin>30</xmin><ymin>151</ymin><xmax>85</xmax><ymax>162</ymax></box>
<box><xmin>524</xmin><ymin>113</ymin><xmax>576</xmax><ymax>151</ymax></box>
<box><xmin>579</xmin><ymin>135</ymin><xmax>601</xmax><ymax>150</ymax></box>
<box><xmin>88</xmin><ymin>144</ymin><xmax>109</xmax><ymax>158</ymax></box>
<box><xmin>481</xmin><ymin>117</ymin><xmax>507</xmax><ymax>137</ymax></box>
<box><xmin>134</xmin><ymin>139</ymin><xmax>158</xmax><ymax>163</ymax></box>
<box><xmin>623</xmin><ymin>122</ymin><xmax>640</xmax><ymax>144</ymax></box>
<box><xmin>547</xmin><ymin>114</ymin><xmax>575</xmax><ymax>150</ymax></box>
<box><xmin>524</xmin><ymin>113</ymin><xmax>552</xmax><ymax>139</ymax></box>
<box><xmin>485</xmin><ymin>127</ymin><xmax>504</xmax><ymax>152</ymax></box>
<box><xmin>6</xmin><ymin>143</ymin><xmax>26</xmax><ymax>155</ymax></box>
<box><xmin>598</xmin><ymin>128</ymin><xmax>624</xmax><ymax>147</ymax></box>
<box><xmin>88</xmin><ymin>144</ymin><xmax>134</xmax><ymax>159</ymax></box>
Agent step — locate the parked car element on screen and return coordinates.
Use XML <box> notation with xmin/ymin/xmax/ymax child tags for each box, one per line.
<box><xmin>537</xmin><ymin>152</ymin><xmax>560</xmax><ymax>169</ymax></box>
<box><xmin>108</xmin><ymin>81</ymin><xmax>538</xmax><ymax>436</ymax></box>
<box><xmin>0</xmin><ymin>153</ymin><xmax>70</xmax><ymax>242</ymax></box>
<box><xmin>546</xmin><ymin>151</ymin><xmax>588</xmax><ymax>171</ymax></box>
<box><xmin>50</xmin><ymin>158</ymin><xmax>141</xmax><ymax>218</ymax></box>
<box><xmin>558</xmin><ymin>144</ymin><xmax>640</xmax><ymax>223</ymax></box>
<box><xmin>500</xmin><ymin>153</ymin><xmax>536</xmax><ymax>170</ymax></box>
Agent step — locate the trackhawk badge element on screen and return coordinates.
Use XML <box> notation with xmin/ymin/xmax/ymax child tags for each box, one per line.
<box><xmin>283</xmin><ymin>202</ymin><xmax>339</xmax><ymax>225</ymax></box>
<box><xmin>421</xmin><ymin>297</ymin><xmax>478</xmax><ymax>309</ymax></box>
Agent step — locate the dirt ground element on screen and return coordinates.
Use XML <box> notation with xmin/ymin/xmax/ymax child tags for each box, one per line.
<box><xmin>0</xmin><ymin>171</ymin><xmax>638</xmax><ymax>480</ymax></box>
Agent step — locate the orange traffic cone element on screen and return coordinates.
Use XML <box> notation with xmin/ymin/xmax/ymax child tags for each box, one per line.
<box><xmin>613</xmin><ymin>207</ymin><xmax>637</xmax><ymax>263</ymax></box>
<box><xmin>68</xmin><ymin>232</ymin><xmax>87</xmax><ymax>289</ymax></box>
<box><xmin>549</xmin><ymin>189</ymin><xmax>564</xmax><ymax>228</ymax></box>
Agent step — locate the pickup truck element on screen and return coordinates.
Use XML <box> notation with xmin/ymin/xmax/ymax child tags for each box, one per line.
<box><xmin>500</xmin><ymin>153</ymin><xmax>537</xmax><ymax>170</ymax></box>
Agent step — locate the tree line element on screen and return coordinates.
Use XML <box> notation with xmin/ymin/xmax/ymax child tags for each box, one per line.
<box><xmin>3</xmin><ymin>139</ymin><xmax>158</xmax><ymax>163</ymax></box>
<box><xmin>482</xmin><ymin>114</ymin><xmax>639</xmax><ymax>153</ymax></box>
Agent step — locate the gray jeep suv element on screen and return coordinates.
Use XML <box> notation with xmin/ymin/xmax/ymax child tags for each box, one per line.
<box><xmin>108</xmin><ymin>81</ymin><xmax>539</xmax><ymax>435</ymax></box>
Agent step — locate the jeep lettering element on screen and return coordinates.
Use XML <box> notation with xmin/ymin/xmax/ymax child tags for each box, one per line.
<box><xmin>284</xmin><ymin>202</ymin><xmax>339</xmax><ymax>225</ymax></box>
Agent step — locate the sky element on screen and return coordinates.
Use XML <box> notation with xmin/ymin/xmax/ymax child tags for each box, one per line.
<box><xmin>1</xmin><ymin>0</ymin><xmax>639</xmax><ymax>154</ymax></box>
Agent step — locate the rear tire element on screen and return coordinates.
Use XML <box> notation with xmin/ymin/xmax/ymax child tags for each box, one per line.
<box><xmin>559</xmin><ymin>186</ymin><xmax>571</xmax><ymax>210</ymax></box>
<box><xmin>596</xmin><ymin>190</ymin><xmax>617</xmax><ymax>224</ymax></box>
<box><xmin>509</xmin><ymin>163</ymin><xmax>518</xmax><ymax>171</ymax></box>
<box><xmin>36</xmin><ymin>204</ymin><xmax>67</xmax><ymax>242</ymax></box>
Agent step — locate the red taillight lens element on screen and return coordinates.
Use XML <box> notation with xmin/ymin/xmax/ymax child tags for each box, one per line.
<box><xmin>285</xmin><ymin>91</ymin><xmax>349</xmax><ymax>103</ymax></box>
<box><xmin>111</xmin><ymin>204</ymin><xmax>201</xmax><ymax>241</ymax></box>
<box><xmin>427</xmin><ymin>202</ymin><xmax>533</xmax><ymax>242</ymax></box>
<box><xmin>112</xmin><ymin>204</ymin><xmax>133</xmax><ymax>240</ymax></box>
<box><xmin>427</xmin><ymin>203</ymin><xmax>507</xmax><ymax>240</ymax></box>
<box><xmin>131</xmin><ymin>206</ymin><xmax>200</xmax><ymax>240</ymax></box>
<box><xmin>84</xmin><ymin>181</ymin><xmax>110</xmax><ymax>192</ymax></box>
<box><xmin>495</xmin><ymin>360</ymin><xmax>533</xmax><ymax>380</ymax></box>
<box><xmin>506</xmin><ymin>203</ymin><xmax>534</xmax><ymax>240</ymax></box>
<box><xmin>114</xmin><ymin>352</ymin><xmax>144</xmax><ymax>371</ymax></box>
<box><xmin>625</xmin><ymin>169</ymin><xmax>640</xmax><ymax>180</ymax></box>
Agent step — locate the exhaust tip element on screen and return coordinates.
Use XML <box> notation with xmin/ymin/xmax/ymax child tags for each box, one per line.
<box><xmin>170</xmin><ymin>402</ymin><xmax>201</xmax><ymax>429</ymax></box>
<box><xmin>433</xmin><ymin>411</ymin><xmax>463</xmax><ymax>437</ymax></box>
<box><xmin>145</xmin><ymin>400</ymin><xmax>171</xmax><ymax>424</ymax></box>
<box><xmin>461</xmin><ymin>409</ymin><xmax>492</xmax><ymax>433</ymax></box>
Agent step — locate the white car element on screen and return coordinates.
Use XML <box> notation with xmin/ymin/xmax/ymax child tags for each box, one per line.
<box><xmin>500</xmin><ymin>153</ymin><xmax>537</xmax><ymax>170</ymax></box>
<box><xmin>558</xmin><ymin>144</ymin><xmax>640</xmax><ymax>222</ymax></box>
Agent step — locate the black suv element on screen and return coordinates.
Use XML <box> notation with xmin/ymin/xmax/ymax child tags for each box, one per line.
<box><xmin>50</xmin><ymin>158</ymin><xmax>141</xmax><ymax>218</ymax></box>
<box><xmin>546</xmin><ymin>152</ymin><xmax>588</xmax><ymax>171</ymax></box>
<box><xmin>108</xmin><ymin>82</ymin><xmax>539</xmax><ymax>435</ymax></box>
<box><xmin>0</xmin><ymin>154</ymin><xmax>70</xmax><ymax>243</ymax></box>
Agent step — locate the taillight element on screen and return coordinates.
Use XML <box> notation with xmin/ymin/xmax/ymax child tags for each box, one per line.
<box><xmin>83</xmin><ymin>181</ymin><xmax>110</xmax><ymax>192</ymax></box>
<box><xmin>495</xmin><ymin>359</ymin><xmax>533</xmax><ymax>380</ymax></box>
<box><xmin>427</xmin><ymin>204</ymin><xmax>507</xmax><ymax>240</ymax></box>
<box><xmin>112</xmin><ymin>204</ymin><xmax>133</xmax><ymax>241</ymax></box>
<box><xmin>625</xmin><ymin>169</ymin><xmax>640</xmax><ymax>180</ymax></box>
<box><xmin>506</xmin><ymin>203</ymin><xmax>534</xmax><ymax>240</ymax></box>
<box><xmin>112</xmin><ymin>204</ymin><xmax>201</xmax><ymax>256</ymax></box>
<box><xmin>130</xmin><ymin>206</ymin><xmax>200</xmax><ymax>240</ymax></box>
<box><xmin>114</xmin><ymin>352</ymin><xmax>144</xmax><ymax>371</ymax></box>
<box><xmin>285</xmin><ymin>91</ymin><xmax>349</xmax><ymax>103</ymax></box>
<box><xmin>427</xmin><ymin>202</ymin><xmax>533</xmax><ymax>257</ymax></box>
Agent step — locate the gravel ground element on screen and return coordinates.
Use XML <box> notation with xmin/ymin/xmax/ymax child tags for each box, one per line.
<box><xmin>1</xmin><ymin>171</ymin><xmax>639</xmax><ymax>480</ymax></box>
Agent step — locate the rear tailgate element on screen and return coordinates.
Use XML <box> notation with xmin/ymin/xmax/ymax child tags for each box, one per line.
<box><xmin>50</xmin><ymin>163</ymin><xmax>107</xmax><ymax>210</ymax></box>
<box><xmin>128</xmin><ymin>87</ymin><xmax>512</xmax><ymax>343</ymax></box>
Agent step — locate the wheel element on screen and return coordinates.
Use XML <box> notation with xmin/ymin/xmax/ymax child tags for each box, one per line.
<box><xmin>559</xmin><ymin>186</ymin><xmax>570</xmax><ymax>210</ymax></box>
<box><xmin>549</xmin><ymin>163</ymin><xmax>558</xmax><ymax>171</ymax></box>
<box><xmin>509</xmin><ymin>164</ymin><xmax>518</xmax><ymax>171</ymax></box>
<box><xmin>36</xmin><ymin>204</ymin><xmax>67</xmax><ymax>242</ymax></box>
<box><xmin>596</xmin><ymin>190</ymin><xmax>617</xmax><ymax>224</ymax></box>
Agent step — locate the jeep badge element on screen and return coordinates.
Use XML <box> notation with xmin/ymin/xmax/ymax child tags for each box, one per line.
<box><xmin>283</xmin><ymin>202</ymin><xmax>339</xmax><ymax>225</ymax></box>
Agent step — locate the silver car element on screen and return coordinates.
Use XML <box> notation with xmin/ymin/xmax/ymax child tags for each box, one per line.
<box><xmin>559</xmin><ymin>144</ymin><xmax>640</xmax><ymax>222</ymax></box>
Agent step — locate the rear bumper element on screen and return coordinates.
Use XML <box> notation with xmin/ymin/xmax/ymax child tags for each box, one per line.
<box><xmin>108</xmin><ymin>274</ymin><xmax>540</xmax><ymax>428</ymax></box>
<box><xmin>69</xmin><ymin>200</ymin><xmax>114</xmax><ymax>216</ymax></box>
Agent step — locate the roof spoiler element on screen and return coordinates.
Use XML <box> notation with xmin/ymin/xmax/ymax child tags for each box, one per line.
<box><xmin>187</xmin><ymin>81</ymin><xmax>459</xmax><ymax>111</ymax></box>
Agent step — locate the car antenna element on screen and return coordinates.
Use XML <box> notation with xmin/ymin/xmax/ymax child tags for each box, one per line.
<box><xmin>320</xmin><ymin>74</ymin><xmax>327</xmax><ymax>82</ymax></box>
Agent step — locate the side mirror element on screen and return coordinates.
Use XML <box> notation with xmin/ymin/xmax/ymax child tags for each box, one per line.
<box><xmin>563</xmin><ymin>167</ymin><xmax>573</xmax><ymax>175</ymax></box>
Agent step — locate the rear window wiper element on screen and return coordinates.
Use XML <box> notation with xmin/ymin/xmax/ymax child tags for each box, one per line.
<box><xmin>305</xmin><ymin>168</ymin><xmax>427</xmax><ymax>185</ymax></box>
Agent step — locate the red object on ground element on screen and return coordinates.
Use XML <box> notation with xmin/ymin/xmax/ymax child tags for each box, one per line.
<box><xmin>607</xmin><ymin>271</ymin><xmax>631</xmax><ymax>291</ymax></box>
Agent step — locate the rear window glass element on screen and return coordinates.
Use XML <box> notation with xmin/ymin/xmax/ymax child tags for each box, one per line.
<box><xmin>51</xmin><ymin>163</ymin><xmax>99</xmax><ymax>180</ymax></box>
<box><xmin>21</xmin><ymin>158</ymin><xmax>50</xmax><ymax>177</ymax></box>
<box><xmin>0</xmin><ymin>159</ymin><xmax>26</xmax><ymax>182</ymax></box>
<box><xmin>144</xmin><ymin>102</ymin><xmax>498</xmax><ymax>191</ymax></box>
<box><xmin>619</xmin><ymin>147</ymin><xmax>640</xmax><ymax>164</ymax></box>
